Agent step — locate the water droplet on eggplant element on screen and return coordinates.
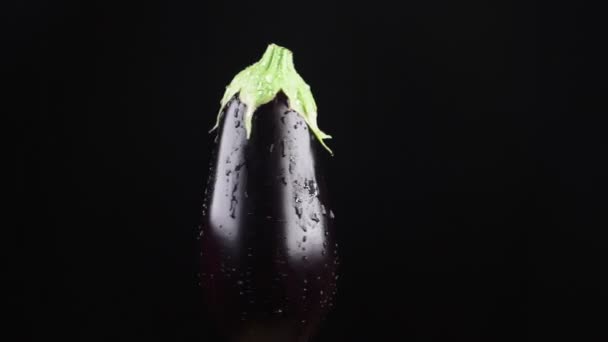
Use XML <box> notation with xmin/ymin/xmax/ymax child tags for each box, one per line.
<box><xmin>281</xmin><ymin>139</ymin><xmax>286</xmax><ymax>157</ymax></box>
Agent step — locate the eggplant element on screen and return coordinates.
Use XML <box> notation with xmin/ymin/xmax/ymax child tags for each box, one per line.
<box><xmin>199</xmin><ymin>44</ymin><xmax>338</xmax><ymax>342</ymax></box>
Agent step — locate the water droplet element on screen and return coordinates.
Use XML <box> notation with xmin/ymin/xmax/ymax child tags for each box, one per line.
<box><xmin>225</xmin><ymin>170</ymin><xmax>232</xmax><ymax>176</ymax></box>
<box><xmin>235</xmin><ymin>120</ymin><xmax>240</xmax><ymax>128</ymax></box>
<box><xmin>302</xmin><ymin>235</ymin><xmax>307</xmax><ymax>242</ymax></box>
<box><xmin>321</xmin><ymin>204</ymin><xmax>327</xmax><ymax>215</ymax></box>
<box><xmin>235</xmin><ymin>162</ymin><xmax>245</xmax><ymax>171</ymax></box>
<box><xmin>230</xmin><ymin>195</ymin><xmax>238</xmax><ymax>218</ymax></box>
<box><xmin>320</xmin><ymin>290</ymin><xmax>324</xmax><ymax>295</ymax></box>
<box><xmin>309</xmin><ymin>180</ymin><xmax>318</xmax><ymax>196</ymax></box>
<box><xmin>302</xmin><ymin>256</ymin><xmax>308</xmax><ymax>262</ymax></box>
<box><xmin>295</xmin><ymin>206</ymin><xmax>302</xmax><ymax>218</ymax></box>
<box><xmin>329</xmin><ymin>210</ymin><xmax>335</xmax><ymax>219</ymax></box>
<box><xmin>237</xmin><ymin>280</ymin><xmax>243</xmax><ymax>285</ymax></box>
<box><xmin>281</xmin><ymin>139</ymin><xmax>286</xmax><ymax>157</ymax></box>
<box><xmin>311</xmin><ymin>213</ymin><xmax>320</xmax><ymax>223</ymax></box>
<box><xmin>269</xmin><ymin>143</ymin><xmax>274</xmax><ymax>152</ymax></box>
<box><xmin>288</xmin><ymin>156</ymin><xmax>295</xmax><ymax>174</ymax></box>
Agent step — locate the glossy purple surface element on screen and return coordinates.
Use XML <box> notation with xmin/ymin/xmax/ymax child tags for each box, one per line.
<box><xmin>200</xmin><ymin>93</ymin><xmax>338</xmax><ymax>342</ymax></box>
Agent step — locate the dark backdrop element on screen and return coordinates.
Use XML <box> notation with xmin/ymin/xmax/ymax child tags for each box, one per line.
<box><xmin>11</xmin><ymin>0</ymin><xmax>606</xmax><ymax>341</ymax></box>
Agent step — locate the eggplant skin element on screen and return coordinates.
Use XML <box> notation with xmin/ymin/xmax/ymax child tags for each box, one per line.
<box><xmin>199</xmin><ymin>92</ymin><xmax>338</xmax><ymax>342</ymax></box>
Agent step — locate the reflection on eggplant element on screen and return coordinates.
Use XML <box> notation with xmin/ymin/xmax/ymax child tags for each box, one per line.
<box><xmin>199</xmin><ymin>93</ymin><xmax>338</xmax><ymax>342</ymax></box>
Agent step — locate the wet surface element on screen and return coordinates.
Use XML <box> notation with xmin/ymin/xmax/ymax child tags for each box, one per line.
<box><xmin>199</xmin><ymin>93</ymin><xmax>338</xmax><ymax>342</ymax></box>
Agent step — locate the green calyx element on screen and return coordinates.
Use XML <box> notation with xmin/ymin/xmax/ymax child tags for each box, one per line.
<box><xmin>212</xmin><ymin>43</ymin><xmax>333</xmax><ymax>154</ymax></box>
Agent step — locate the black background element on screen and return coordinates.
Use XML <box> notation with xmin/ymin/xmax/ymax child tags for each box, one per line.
<box><xmin>11</xmin><ymin>0</ymin><xmax>607</xmax><ymax>341</ymax></box>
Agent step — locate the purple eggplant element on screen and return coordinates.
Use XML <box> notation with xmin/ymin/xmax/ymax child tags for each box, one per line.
<box><xmin>199</xmin><ymin>44</ymin><xmax>338</xmax><ymax>342</ymax></box>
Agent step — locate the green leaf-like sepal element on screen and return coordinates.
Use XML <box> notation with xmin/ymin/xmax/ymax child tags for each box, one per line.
<box><xmin>212</xmin><ymin>44</ymin><xmax>333</xmax><ymax>154</ymax></box>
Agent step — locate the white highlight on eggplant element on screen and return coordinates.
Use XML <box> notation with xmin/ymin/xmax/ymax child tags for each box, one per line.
<box><xmin>281</xmin><ymin>135</ymin><xmax>326</xmax><ymax>262</ymax></box>
<box><xmin>208</xmin><ymin>100</ymin><xmax>248</xmax><ymax>244</ymax></box>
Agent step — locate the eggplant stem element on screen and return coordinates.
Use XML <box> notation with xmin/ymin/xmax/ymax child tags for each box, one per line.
<box><xmin>212</xmin><ymin>43</ymin><xmax>333</xmax><ymax>155</ymax></box>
